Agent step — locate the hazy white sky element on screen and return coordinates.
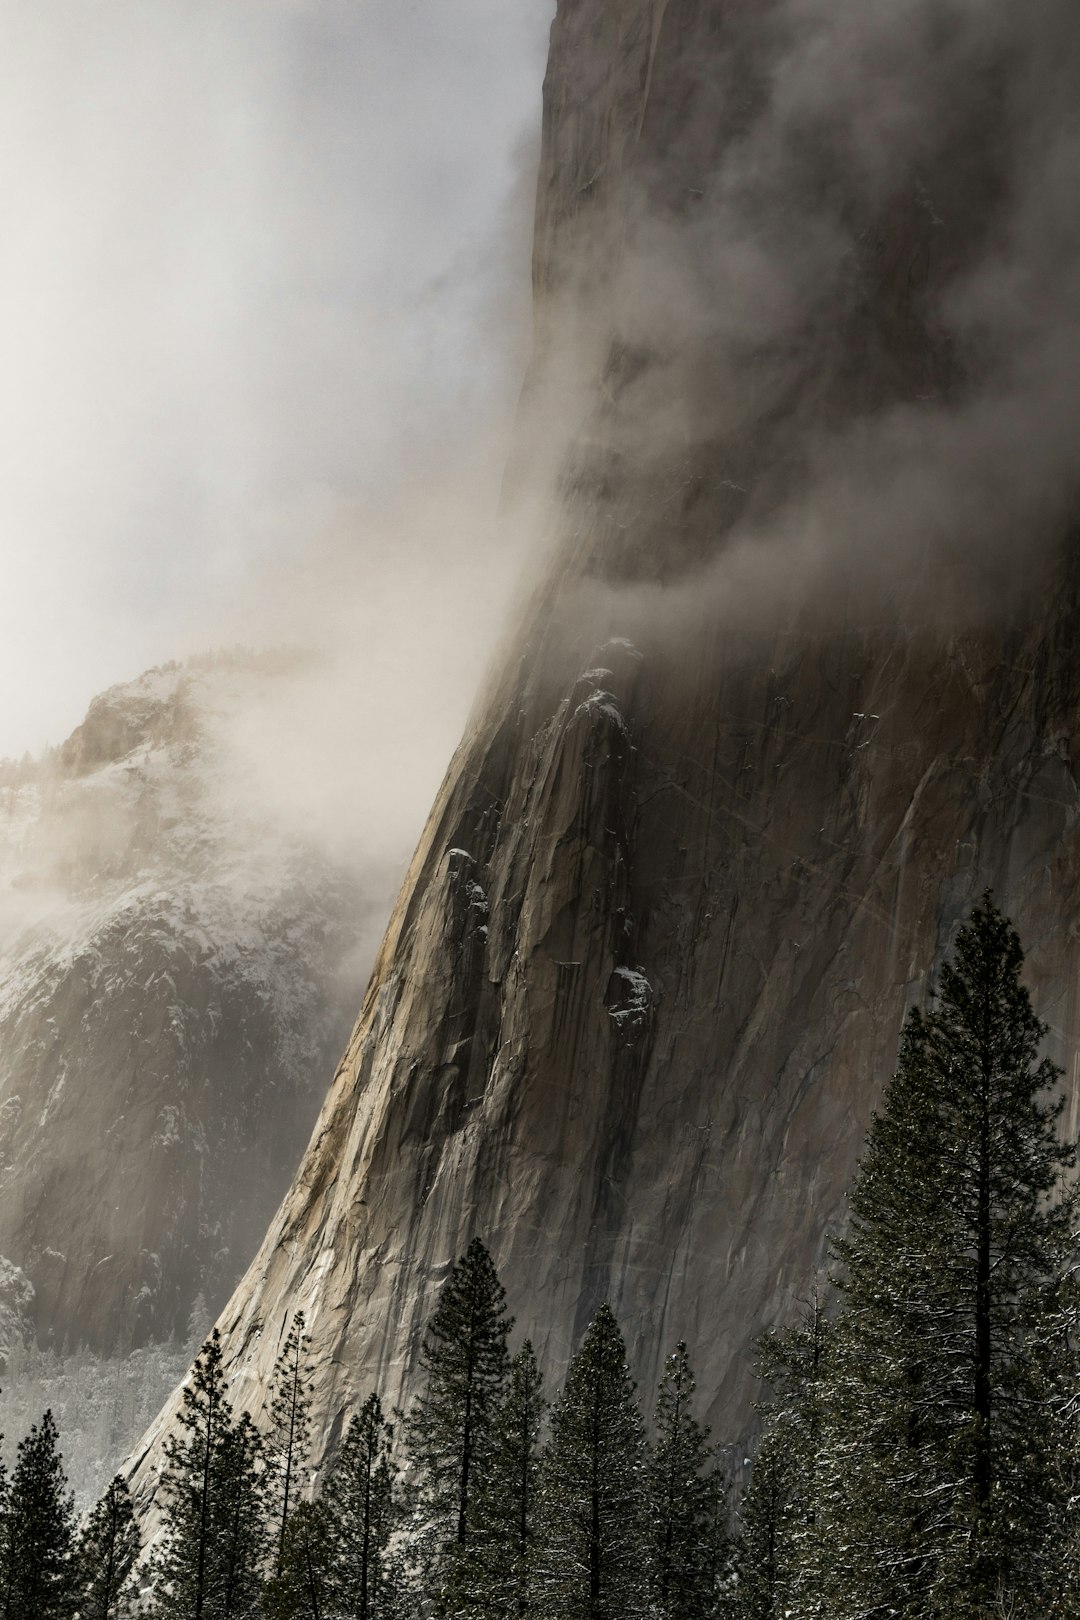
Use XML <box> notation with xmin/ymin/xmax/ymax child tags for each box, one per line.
<box><xmin>0</xmin><ymin>0</ymin><xmax>554</xmax><ymax>757</ymax></box>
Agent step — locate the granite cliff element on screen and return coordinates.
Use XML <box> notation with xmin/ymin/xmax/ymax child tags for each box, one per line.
<box><xmin>134</xmin><ymin>0</ymin><xmax>1080</xmax><ymax>1493</ymax></box>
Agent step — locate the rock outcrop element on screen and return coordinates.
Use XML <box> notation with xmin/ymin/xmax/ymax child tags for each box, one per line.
<box><xmin>0</xmin><ymin>654</ymin><xmax>383</xmax><ymax>1353</ymax></box>
<box><xmin>133</xmin><ymin>0</ymin><xmax>1080</xmax><ymax>1494</ymax></box>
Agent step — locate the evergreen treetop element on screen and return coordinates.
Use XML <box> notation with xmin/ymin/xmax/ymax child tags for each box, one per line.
<box><xmin>406</xmin><ymin>1237</ymin><xmax>512</xmax><ymax>1561</ymax></box>
<box><xmin>262</xmin><ymin>1499</ymin><xmax>335</xmax><ymax>1620</ymax></box>
<box><xmin>149</xmin><ymin>1328</ymin><xmax>268</xmax><ymax>1619</ymax></box>
<box><xmin>449</xmin><ymin>1338</ymin><xmax>546</xmax><ymax>1618</ymax></box>
<box><xmin>822</xmin><ymin>894</ymin><xmax>1080</xmax><ymax>1616</ymax></box>
<box><xmin>75</xmin><ymin>1473</ymin><xmax>141</xmax><ymax>1620</ymax></box>
<box><xmin>532</xmin><ymin>1303</ymin><xmax>652</xmax><ymax>1620</ymax></box>
<box><xmin>267</xmin><ymin>1310</ymin><xmax>314</xmax><ymax>1573</ymax></box>
<box><xmin>733</xmin><ymin>1301</ymin><xmax>830</xmax><ymax>1620</ymax></box>
<box><xmin>328</xmin><ymin>1393</ymin><xmax>398</xmax><ymax>1620</ymax></box>
<box><xmin>650</xmin><ymin>1341</ymin><xmax>732</xmax><ymax>1620</ymax></box>
<box><xmin>0</xmin><ymin>1407</ymin><xmax>75</xmax><ymax>1620</ymax></box>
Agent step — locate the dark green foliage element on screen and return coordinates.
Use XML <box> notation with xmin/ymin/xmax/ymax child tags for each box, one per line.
<box><xmin>262</xmin><ymin>1501</ymin><xmax>335</xmax><ymax>1620</ymax></box>
<box><xmin>330</xmin><ymin>1395</ymin><xmax>398</xmax><ymax>1619</ymax></box>
<box><xmin>650</xmin><ymin>1342</ymin><xmax>732</xmax><ymax>1620</ymax></box>
<box><xmin>150</xmin><ymin>1329</ymin><xmax>269</xmax><ymax>1619</ymax></box>
<box><xmin>75</xmin><ymin>1474</ymin><xmax>141</xmax><ymax>1619</ymax></box>
<box><xmin>0</xmin><ymin>1408</ymin><xmax>75</xmax><ymax>1619</ymax></box>
<box><xmin>816</xmin><ymin>896</ymin><xmax>1080</xmax><ymax>1617</ymax></box>
<box><xmin>151</xmin><ymin>1331</ymin><xmax>233</xmax><ymax>1617</ymax></box>
<box><xmin>267</xmin><ymin>1313</ymin><xmax>313</xmax><ymax>1575</ymax></box>
<box><xmin>731</xmin><ymin>1432</ymin><xmax>789</xmax><ymax>1620</ymax></box>
<box><xmin>214</xmin><ymin>1412</ymin><xmax>268</xmax><ymax>1618</ymax></box>
<box><xmin>532</xmin><ymin>1304</ymin><xmax>652</xmax><ymax>1620</ymax></box>
<box><xmin>404</xmin><ymin>1238</ymin><xmax>511</xmax><ymax>1588</ymax></box>
<box><xmin>450</xmin><ymin>1340</ymin><xmax>546</xmax><ymax>1618</ymax></box>
<box><xmin>733</xmin><ymin>1303</ymin><xmax>830</xmax><ymax>1620</ymax></box>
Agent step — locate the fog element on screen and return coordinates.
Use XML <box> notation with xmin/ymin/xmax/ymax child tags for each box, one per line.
<box><xmin>5</xmin><ymin>0</ymin><xmax>1078</xmax><ymax>960</ymax></box>
<box><xmin>545</xmin><ymin>0</ymin><xmax>1080</xmax><ymax>646</ymax></box>
<box><xmin>0</xmin><ymin>0</ymin><xmax>554</xmax><ymax>785</ymax></box>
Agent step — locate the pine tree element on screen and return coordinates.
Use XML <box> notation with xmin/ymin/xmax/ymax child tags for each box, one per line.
<box><xmin>451</xmin><ymin>1340</ymin><xmax>546</xmax><ymax>1618</ymax></box>
<box><xmin>267</xmin><ymin>1312</ymin><xmax>313</xmax><ymax>1574</ymax></box>
<box><xmin>0</xmin><ymin>1408</ymin><xmax>75</xmax><ymax>1619</ymax></box>
<box><xmin>262</xmin><ymin>1500</ymin><xmax>335</xmax><ymax>1620</ymax></box>
<box><xmin>0</xmin><ymin>1432</ymin><xmax>9</xmax><ymax>1619</ymax></box>
<box><xmin>329</xmin><ymin>1395</ymin><xmax>398</xmax><ymax>1620</ymax></box>
<box><xmin>213</xmin><ymin>1411</ymin><xmax>267</xmax><ymax>1618</ymax></box>
<box><xmin>150</xmin><ymin>1328</ymin><xmax>268</xmax><ymax>1618</ymax></box>
<box><xmin>404</xmin><ymin>1238</ymin><xmax>511</xmax><ymax>1598</ymax></box>
<box><xmin>733</xmin><ymin>1302</ymin><xmax>830</xmax><ymax>1620</ymax></box>
<box><xmin>531</xmin><ymin>1304</ymin><xmax>652</xmax><ymax>1620</ymax></box>
<box><xmin>731</xmin><ymin>1433</ymin><xmax>789</xmax><ymax>1620</ymax></box>
<box><xmin>818</xmin><ymin>895</ymin><xmax>1080</xmax><ymax>1618</ymax></box>
<box><xmin>650</xmin><ymin>1342</ymin><xmax>731</xmax><ymax>1620</ymax></box>
<box><xmin>151</xmin><ymin>1331</ymin><xmax>233</xmax><ymax>1618</ymax></box>
<box><xmin>75</xmin><ymin>1474</ymin><xmax>141</xmax><ymax>1620</ymax></box>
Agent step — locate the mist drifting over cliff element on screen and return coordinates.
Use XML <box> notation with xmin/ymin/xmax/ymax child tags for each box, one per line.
<box><xmin>0</xmin><ymin>0</ymin><xmax>556</xmax><ymax>1502</ymax></box>
<box><xmin>0</xmin><ymin>0</ymin><xmax>553</xmax><ymax>763</ymax></box>
<box><xmin>534</xmin><ymin>0</ymin><xmax>1080</xmax><ymax>650</ymax></box>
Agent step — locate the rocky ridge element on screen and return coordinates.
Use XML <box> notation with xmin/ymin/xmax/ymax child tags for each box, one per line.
<box><xmin>0</xmin><ymin>653</ymin><xmax>383</xmax><ymax>1355</ymax></box>
<box><xmin>133</xmin><ymin>0</ymin><xmax>1080</xmax><ymax>1502</ymax></box>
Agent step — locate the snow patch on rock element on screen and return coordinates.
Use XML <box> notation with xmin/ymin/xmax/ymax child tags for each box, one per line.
<box><xmin>607</xmin><ymin>965</ymin><xmax>654</xmax><ymax>1034</ymax></box>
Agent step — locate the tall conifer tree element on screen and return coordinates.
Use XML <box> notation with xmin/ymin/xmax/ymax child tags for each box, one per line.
<box><xmin>733</xmin><ymin>1302</ymin><xmax>830</xmax><ymax>1620</ymax></box>
<box><xmin>531</xmin><ymin>1304</ymin><xmax>652</xmax><ymax>1620</ymax></box>
<box><xmin>405</xmin><ymin>1237</ymin><xmax>511</xmax><ymax>1596</ymax></box>
<box><xmin>451</xmin><ymin>1340</ymin><xmax>546</xmax><ymax>1618</ymax></box>
<box><xmin>268</xmin><ymin>1311</ymin><xmax>313</xmax><ymax>1574</ymax></box>
<box><xmin>650</xmin><ymin>1342</ymin><xmax>731</xmax><ymax>1620</ymax></box>
<box><xmin>213</xmin><ymin>1411</ymin><xmax>268</xmax><ymax>1618</ymax></box>
<box><xmin>263</xmin><ymin>1500</ymin><xmax>335</xmax><ymax>1620</ymax></box>
<box><xmin>329</xmin><ymin>1395</ymin><xmax>398</xmax><ymax>1620</ymax></box>
<box><xmin>150</xmin><ymin>1329</ymin><xmax>268</xmax><ymax>1618</ymax></box>
<box><xmin>75</xmin><ymin>1474</ymin><xmax>140</xmax><ymax>1619</ymax></box>
<box><xmin>731</xmin><ymin>1433</ymin><xmax>790</xmax><ymax>1620</ymax></box>
<box><xmin>818</xmin><ymin>895</ymin><xmax>1080</xmax><ymax>1618</ymax></box>
<box><xmin>0</xmin><ymin>1408</ymin><xmax>75</xmax><ymax>1619</ymax></box>
<box><xmin>152</xmin><ymin>1331</ymin><xmax>232</xmax><ymax>1618</ymax></box>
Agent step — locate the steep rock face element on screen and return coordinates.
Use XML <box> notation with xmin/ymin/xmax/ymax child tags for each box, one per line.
<box><xmin>134</xmin><ymin>0</ymin><xmax>1080</xmax><ymax>1488</ymax></box>
<box><xmin>0</xmin><ymin>656</ymin><xmax>382</xmax><ymax>1353</ymax></box>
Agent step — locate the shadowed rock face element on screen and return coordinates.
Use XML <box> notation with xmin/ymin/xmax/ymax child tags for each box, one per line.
<box><xmin>0</xmin><ymin>656</ymin><xmax>378</xmax><ymax>1353</ymax></box>
<box><xmin>133</xmin><ymin>0</ymin><xmax>1080</xmax><ymax>1490</ymax></box>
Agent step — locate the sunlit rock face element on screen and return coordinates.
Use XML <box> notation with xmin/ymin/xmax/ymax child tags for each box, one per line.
<box><xmin>133</xmin><ymin>0</ymin><xmax>1080</xmax><ymax>1494</ymax></box>
<box><xmin>0</xmin><ymin>654</ymin><xmax>378</xmax><ymax>1353</ymax></box>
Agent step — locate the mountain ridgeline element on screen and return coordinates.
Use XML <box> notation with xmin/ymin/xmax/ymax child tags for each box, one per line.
<box><xmin>0</xmin><ymin>654</ymin><xmax>384</xmax><ymax>1358</ymax></box>
<box><xmin>134</xmin><ymin>0</ymin><xmax>1080</xmax><ymax>1503</ymax></box>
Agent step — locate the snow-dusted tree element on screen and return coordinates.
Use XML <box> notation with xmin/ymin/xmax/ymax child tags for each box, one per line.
<box><xmin>531</xmin><ymin>1304</ymin><xmax>652</xmax><ymax>1620</ymax></box>
<box><xmin>262</xmin><ymin>1500</ymin><xmax>335</xmax><ymax>1620</ymax></box>
<box><xmin>818</xmin><ymin>895</ymin><xmax>1080</xmax><ymax>1618</ymax></box>
<box><xmin>150</xmin><ymin>1329</ymin><xmax>268</xmax><ymax>1618</ymax></box>
<box><xmin>0</xmin><ymin>1408</ymin><xmax>75</xmax><ymax>1619</ymax></box>
<box><xmin>328</xmin><ymin>1395</ymin><xmax>398</xmax><ymax>1620</ymax></box>
<box><xmin>404</xmin><ymin>1238</ymin><xmax>511</xmax><ymax>1599</ymax></box>
<box><xmin>267</xmin><ymin>1312</ymin><xmax>313</xmax><ymax>1574</ymax></box>
<box><xmin>450</xmin><ymin>1340</ymin><xmax>546</xmax><ymax>1618</ymax></box>
<box><xmin>650</xmin><ymin>1342</ymin><xmax>732</xmax><ymax>1620</ymax></box>
<box><xmin>75</xmin><ymin>1474</ymin><xmax>141</xmax><ymax>1619</ymax></box>
<box><xmin>731</xmin><ymin>1432</ymin><xmax>788</xmax><ymax>1620</ymax></box>
<box><xmin>214</xmin><ymin>1411</ymin><xmax>268</xmax><ymax>1618</ymax></box>
<box><xmin>733</xmin><ymin>1302</ymin><xmax>830</xmax><ymax>1620</ymax></box>
<box><xmin>151</xmin><ymin>1331</ymin><xmax>233</xmax><ymax>1618</ymax></box>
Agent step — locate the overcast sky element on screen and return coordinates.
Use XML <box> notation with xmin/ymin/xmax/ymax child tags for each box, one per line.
<box><xmin>0</xmin><ymin>0</ymin><xmax>554</xmax><ymax>757</ymax></box>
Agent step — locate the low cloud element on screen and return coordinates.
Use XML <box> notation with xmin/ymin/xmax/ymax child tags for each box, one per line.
<box><xmin>536</xmin><ymin>0</ymin><xmax>1080</xmax><ymax>647</ymax></box>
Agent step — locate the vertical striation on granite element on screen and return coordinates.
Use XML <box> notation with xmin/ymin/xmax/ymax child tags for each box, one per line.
<box><xmin>133</xmin><ymin>0</ymin><xmax>1080</xmax><ymax>1495</ymax></box>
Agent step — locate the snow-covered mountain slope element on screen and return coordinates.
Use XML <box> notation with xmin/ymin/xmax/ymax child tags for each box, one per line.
<box><xmin>0</xmin><ymin>652</ymin><xmax>389</xmax><ymax>1355</ymax></box>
